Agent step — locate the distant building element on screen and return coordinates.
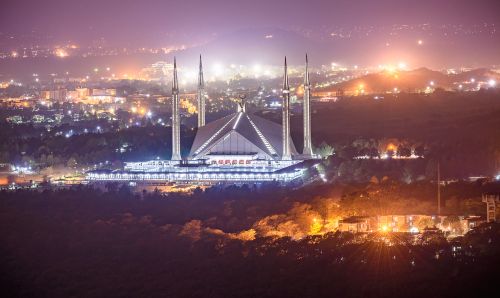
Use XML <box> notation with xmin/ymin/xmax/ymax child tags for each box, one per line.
<box><xmin>460</xmin><ymin>216</ymin><xmax>486</xmax><ymax>233</ymax></box>
<box><xmin>338</xmin><ymin>216</ymin><xmax>371</xmax><ymax>233</ymax></box>
<box><xmin>40</xmin><ymin>89</ymin><xmax>67</xmax><ymax>101</ymax></box>
<box><xmin>66</xmin><ymin>90</ymin><xmax>79</xmax><ymax>101</ymax></box>
<box><xmin>76</xmin><ymin>88</ymin><xmax>90</xmax><ymax>99</ymax></box>
<box><xmin>40</xmin><ymin>90</ymin><xmax>50</xmax><ymax>100</ymax></box>
<box><xmin>32</xmin><ymin>114</ymin><xmax>45</xmax><ymax>123</ymax></box>
<box><xmin>6</xmin><ymin>115</ymin><xmax>23</xmax><ymax>124</ymax></box>
<box><xmin>141</xmin><ymin>61</ymin><xmax>174</xmax><ymax>82</ymax></box>
<box><xmin>92</xmin><ymin>88</ymin><xmax>116</xmax><ymax>96</ymax></box>
<box><xmin>54</xmin><ymin>113</ymin><xmax>64</xmax><ymax>123</ymax></box>
<box><xmin>85</xmin><ymin>89</ymin><xmax>121</xmax><ymax>104</ymax></box>
<box><xmin>482</xmin><ymin>194</ymin><xmax>499</xmax><ymax>222</ymax></box>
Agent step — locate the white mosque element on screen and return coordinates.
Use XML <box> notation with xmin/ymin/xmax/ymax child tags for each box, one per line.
<box><xmin>86</xmin><ymin>55</ymin><xmax>317</xmax><ymax>184</ymax></box>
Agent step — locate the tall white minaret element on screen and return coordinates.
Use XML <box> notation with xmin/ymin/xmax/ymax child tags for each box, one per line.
<box><xmin>171</xmin><ymin>57</ymin><xmax>181</xmax><ymax>161</ymax></box>
<box><xmin>281</xmin><ymin>57</ymin><xmax>292</xmax><ymax>161</ymax></box>
<box><xmin>303</xmin><ymin>54</ymin><xmax>313</xmax><ymax>156</ymax></box>
<box><xmin>197</xmin><ymin>55</ymin><xmax>205</xmax><ymax>127</ymax></box>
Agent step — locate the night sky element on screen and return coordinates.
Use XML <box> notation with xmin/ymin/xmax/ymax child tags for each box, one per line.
<box><xmin>1</xmin><ymin>0</ymin><xmax>500</xmax><ymax>68</ymax></box>
<box><xmin>2</xmin><ymin>0</ymin><xmax>499</xmax><ymax>43</ymax></box>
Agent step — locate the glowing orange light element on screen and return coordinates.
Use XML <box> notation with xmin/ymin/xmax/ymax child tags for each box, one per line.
<box><xmin>387</xmin><ymin>143</ymin><xmax>397</xmax><ymax>151</ymax></box>
<box><xmin>55</xmin><ymin>48</ymin><xmax>68</xmax><ymax>58</ymax></box>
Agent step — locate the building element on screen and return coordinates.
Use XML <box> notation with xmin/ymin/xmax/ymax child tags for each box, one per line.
<box><xmin>76</xmin><ymin>88</ymin><xmax>90</xmax><ymax>99</ymax></box>
<box><xmin>482</xmin><ymin>194</ymin><xmax>499</xmax><ymax>222</ymax></box>
<box><xmin>92</xmin><ymin>88</ymin><xmax>116</xmax><ymax>96</ymax></box>
<box><xmin>87</xmin><ymin>56</ymin><xmax>317</xmax><ymax>184</ymax></box>
<box><xmin>338</xmin><ymin>216</ymin><xmax>371</xmax><ymax>233</ymax></box>
<box><xmin>141</xmin><ymin>61</ymin><xmax>174</xmax><ymax>82</ymax></box>
<box><xmin>460</xmin><ymin>216</ymin><xmax>486</xmax><ymax>233</ymax></box>
<box><xmin>40</xmin><ymin>89</ymin><xmax>67</xmax><ymax>101</ymax></box>
<box><xmin>6</xmin><ymin>115</ymin><xmax>23</xmax><ymax>124</ymax></box>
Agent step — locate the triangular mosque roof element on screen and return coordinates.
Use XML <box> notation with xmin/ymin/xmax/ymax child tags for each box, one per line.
<box><xmin>189</xmin><ymin>111</ymin><xmax>297</xmax><ymax>160</ymax></box>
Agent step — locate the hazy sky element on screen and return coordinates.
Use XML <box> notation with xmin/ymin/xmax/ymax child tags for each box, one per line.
<box><xmin>1</xmin><ymin>0</ymin><xmax>499</xmax><ymax>69</ymax></box>
<box><xmin>1</xmin><ymin>0</ymin><xmax>499</xmax><ymax>44</ymax></box>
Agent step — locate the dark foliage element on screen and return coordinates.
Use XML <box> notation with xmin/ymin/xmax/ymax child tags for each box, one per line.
<box><xmin>1</xmin><ymin>184</ymin><xmax>499</xmax><ymax>297</ymax></box>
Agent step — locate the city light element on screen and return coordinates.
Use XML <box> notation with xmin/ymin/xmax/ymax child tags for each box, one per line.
<box><xmin>55</xmin><ymin>48</ymin><xmax>68</xmax><ymax>58</ymax></box>
<box><xmin>488</xmin><ymin>79</ymin><xmax>496</xmax><ymax>87</ymax></box>
<box><xmin>252</xmin><ymin>64</ymin><xmax>262</xmax><ymax>77</ymax></box>
<box><xmin>212</xmin><ymin>63</ymin><xmax>224</xmax><ymax>76</ymax></box>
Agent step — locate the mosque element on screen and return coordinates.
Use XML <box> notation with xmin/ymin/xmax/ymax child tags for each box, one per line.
<box><xmin>86</xmin><ymin>55</ymin><xmax>317</xmax><ymax>184</ymax></box>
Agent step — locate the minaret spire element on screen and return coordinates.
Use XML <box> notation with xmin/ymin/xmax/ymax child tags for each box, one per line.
<box><xmin>171</xmin><ymin>57</ymin><xmax>181</xmax><ymax>161</ymax></box>
<box><xmin>197</xmin><ymin>54</ymin><xmax>206</xmax><ymax>127</ymax></box>
<box><xmin>281</xmin><ymin>56</ymin><xmax>291</xmax><ymax>161</ymax></box>
<box><xmin>303</xmin><ymin>54</ymin><xmax>313</xmax><ymax>156</ymax></box>
<box><xmin>172</xmin><ymin>57</ymin><xmax>178</xmax><ymax>91</ymax></box>
<box><xmin>283</xmin><ymin>56</ymin><xmax>290</xmax><ymax>90</ymax></box>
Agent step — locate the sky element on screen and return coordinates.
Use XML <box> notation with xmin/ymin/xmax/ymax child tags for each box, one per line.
<box><xmin>1</xmin><ymin>0</ymin><xmax>500</xmax><ymax>69</ymax></box>
<box><xmin>2</xmin><ymin>0</ymin><xmax>499</xmax><ymax>44</ymax></box>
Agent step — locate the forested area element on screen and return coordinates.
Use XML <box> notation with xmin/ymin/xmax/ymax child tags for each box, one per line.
<box><xmin>1</xmin><ymin>183</ymin><xmax>499</xmax><ymax>297</ymax></box>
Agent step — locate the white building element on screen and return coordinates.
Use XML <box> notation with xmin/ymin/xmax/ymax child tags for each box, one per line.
<box><xmin>87</xmin><ymin>56</ymin><xmax>317</xmax><ymax>184</ymax></box>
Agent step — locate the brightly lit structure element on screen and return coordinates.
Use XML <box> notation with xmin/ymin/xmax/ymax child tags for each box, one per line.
<box><xmin>281</xmin><ymin>57</ymin><xmax>292</xmax><ymax>161</ymax></box>
<box><xmin>482</xmin><ymin>194</ymin><xmax>499</xmax><ymax>222</ymax></box>
<box><xmin>86</xmin><ymin>57</ymin><xmax>317</xmax><ymax>184</ymax></box>
<box><xmin>171</xmin><ymin>57</ymin><xmax>182</xmax><ymax>161</ymax></box>
<box><xmin>197</xmin><ymin>55</ymin><xmax>206</xmax><ymax>127</ymax></box>
<box><xmin>303</xmin><ymin>54</ymin><xmax>314</xmax><ymax>157</ymax></box>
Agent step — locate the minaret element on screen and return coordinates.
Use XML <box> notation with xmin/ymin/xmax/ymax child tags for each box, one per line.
<box><xmin>281</xmin><ymin>57</ymin><xmax>292</xmax><ymax>161</ymax></box>
<box><xmin>197</xmin><ymin>55</ymin><xmax>205</xmax><ymax>127</ymax></box>
<box><xmin>171</xmin><ymin>57</ymin><xmax>181</xmax><ymax>161</ymax></box>
<box><xmin>303</xmin><ymin>54</ymin><xmax>313</xmax><ymax>156</ymax></box>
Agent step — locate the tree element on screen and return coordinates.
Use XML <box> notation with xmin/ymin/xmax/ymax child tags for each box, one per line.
<box><xmin>417</xmin><ymin>217</ymin><xmax>435</xmax><ymax>230</ymax></box>
<box><xmin>398</xmin><ymin>146</ymin><xmax>412</xmax><ymax>157</ymax></box>
<box><xmin>316</xmin><ymin>142</ymin><xmax>334</xmax><ymax>159</ymax></box>
<box><xmin>67</xmin><ymin>157</ymin><xmax>78</xmax><ymax>168</ymax></box>
<box><xmin>338</xmin><ymin>145</ymin><xmax>357</xmax><ymax>160</ymax></box>
<box><xmin>442</xmin><ymin>215</ymin><xmax>463</xmax><ymax>235</ymax></box>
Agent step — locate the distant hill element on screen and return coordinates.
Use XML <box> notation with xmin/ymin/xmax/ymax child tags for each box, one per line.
<box><xmin>452</xmin><ymin>68</ymin><xmax>500</xmax><ymax>83</ymax></box>
<box><xmin>316</xmin><ymin>68</ymin><xmax>500</xmax><ymax>94</ymax></box>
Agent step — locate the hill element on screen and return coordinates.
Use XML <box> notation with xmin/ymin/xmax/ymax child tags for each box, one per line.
<box><xmin>317</xmin><ymin>68</ymin><xmax>500</xmax><ymax>94</ymax></box>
